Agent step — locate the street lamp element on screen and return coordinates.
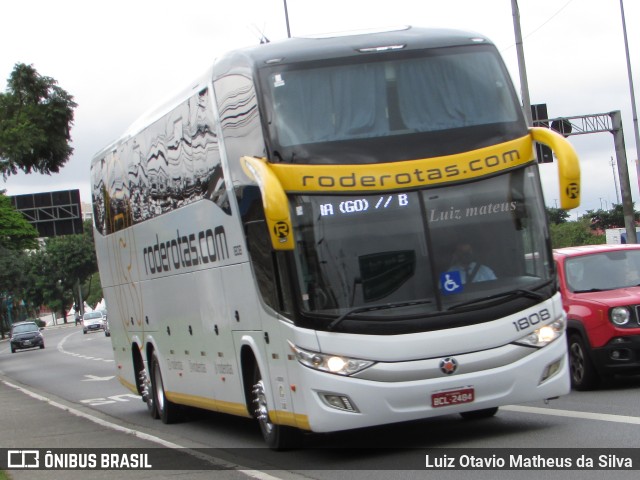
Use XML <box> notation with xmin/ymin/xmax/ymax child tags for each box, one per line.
<box><xmin>600</xmin><ymin>198</ymin><xmax>608</xmax><ymax>210</ymax></box>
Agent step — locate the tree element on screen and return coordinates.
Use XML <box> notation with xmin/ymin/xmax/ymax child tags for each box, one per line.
<box><xmin>546</xmin><ymin>207</ymin><xmax>570</xmax><ymax>225</ymax></box>
<box><xmin>0</xmin><ymin>245</ymin><xmax>31</xmax><ymax>338</ymax></box>
<box><xmin>0</xmin><ymin>63</ymin><xmax>77</xmax><ymax>178</ymax></box>
<box><xmin>550</xmin><ymin>217</ymin><xmax>606</xmax><ymax>248</ymax></box>
<box><xmin>29</xmin><ymin>229</ymin><xmax>98</xmax><ymax>322</ymax></box>
<box><xmin>0</xmin><ymin>191</ymin><xmax>39</xmax><ymax>337</ymax></box>
<box><xmin>0</xmin><ymin>191</ymin><xmax>39</xmax><ymax>250</ymax></box>
<box><xmin>585</xmin><ymin>203</ymin><xmax>639</xmax><ymax>232</ymax></box>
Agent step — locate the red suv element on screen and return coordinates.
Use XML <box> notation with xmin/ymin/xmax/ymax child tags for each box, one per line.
<box><xmin>554</xmin><ymin>244</ymin><xmax>640</xmax><ymax>390</ymax></box>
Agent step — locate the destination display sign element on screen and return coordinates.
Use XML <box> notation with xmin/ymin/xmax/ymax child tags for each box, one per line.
<box><xmin>301</xmin><ymin>193</ymin><xmax>413</xmax><ymax>219</ymax></box>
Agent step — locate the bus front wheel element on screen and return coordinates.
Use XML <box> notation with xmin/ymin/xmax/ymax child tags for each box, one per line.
<box><xmin>251</xmin><ymin>365</ymin><xmax>301</xmax><ymax>450</ymax></box>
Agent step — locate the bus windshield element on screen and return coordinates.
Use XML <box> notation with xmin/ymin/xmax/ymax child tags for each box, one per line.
<box><xmin>291</xmin><ymin>165</ymin><xmax>552</xmax><ymax>330</ymax></box>
<box><xmin>261</xmin><ymin>44</ymin><xmax>526</xmax><ymax>164</ymax></box>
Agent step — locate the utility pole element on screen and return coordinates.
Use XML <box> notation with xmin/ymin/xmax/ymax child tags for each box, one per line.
<box><xmin>533</xmin><ymin>111</ymin><xmax>637</xmax><ymax>243</ymax></box>
<box><xmin>620</xmin><ymin>0</ymin><xmax>640</xmax><ymax>197</ymax></box>
<box><xmin>511</xmin><ymin>0</ymin><xmax>533</xmax><ymax>126</ymax></box>
<box><xmin>611</xmin><ymin>111</ymin><xmax>637</xmax><ymax>243</ymax></box>
<box><xmin>283</xmin><ymin>0</ymin><xmax>291</xmax><ymax>38</ymax></box>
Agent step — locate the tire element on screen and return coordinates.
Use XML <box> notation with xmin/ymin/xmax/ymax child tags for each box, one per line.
<box><xmin>83</xmin><ymin>329</ymin><xmax>87</xmax><ymax>334</ymax></box>
<box><xmin>568</xmin><ymin>334</ymin><xmax>599</xmax><ymax>391</ymax></box>
<box><xmin>251</xmin><ymin>364</ymin><xmax>301</xmax><ymax>450</ymax></box>
<box><xmin>460</xmin><ymin>407</ymin><xmax>499</xmax><ymax>420</ymax></box>
<box><xmin>150</xmin><ymin>352</ymin><xmax>181</xmax><ymax>424</ymax></box>
<box><xmin>137</xmin><ymin>357</ymin><xmax>159</xmax><ymax>419</ymax></box>
<box><xmin>40</xmin><ymin>343</ymin><xmax>45</xmax><ymax>349</ymax></box>
<box><xmin>10</xmin><ymin>346</ymin><xmax>16</xmax><ymax>354</ymax></box>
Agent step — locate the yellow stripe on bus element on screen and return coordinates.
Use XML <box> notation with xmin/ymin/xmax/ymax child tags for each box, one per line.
<box><xmin>269</xmin><ymin>410</ymin><xmax>312</xmax><ymax>431</ymax></box>
<box><xmin>118</xmin><ymin>376</ymin><xmax>138</xmax><ymax>395</ymax></box>
<box><xmin>266</xmin><ymin>134</ymin><xmax>534</xmax><ymax>192</ymax></box>
<box><xmin>165</xmin><ymin>391</ymin><xmax>252</xmax><ymax>417</ymax></box>
<box><xmin>241</xmin><ymin>130</ymin><xmax>579</xmax><ymax>250</ymax></box>
<box><xmin>119</xmin><ymin>377</ymin><xmax>310</xmax><ymax>429</ymax></box>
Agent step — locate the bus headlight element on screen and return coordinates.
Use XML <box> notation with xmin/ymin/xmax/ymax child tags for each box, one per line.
<box><xmin>514</xmin><ymin>317</ymin><xmax>565</xmax><ymax>348</ymax></box>
<box><xmin>288</xmin><ymin>341</ymin><xmax>375</xmax><ymax>376</ymax></box>
<box><xmin>610</xmin><ymin>307</ymin><xmax>631</xmax><ymax>326</ymax></box>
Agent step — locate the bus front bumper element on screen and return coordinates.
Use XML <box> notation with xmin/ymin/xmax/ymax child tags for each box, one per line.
<box><xmin>292</xmin><ymin>336</ymin><xmax>569</xmax><ymax>433</ymax></box>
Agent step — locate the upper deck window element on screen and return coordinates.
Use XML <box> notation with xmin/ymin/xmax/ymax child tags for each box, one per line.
<box><xmin>261</xmin><ymin>45</ymin><xmax>524</xmax><ymax>163</ymax></box>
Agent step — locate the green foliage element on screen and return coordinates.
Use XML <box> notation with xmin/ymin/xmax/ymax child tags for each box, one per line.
<box><xmin>0</xmin><ymin>191</ymin><xmax>38</xmax><ymax>250</ymax></box>
<box><xmin>0</xmin><ymin>246</ymin><xmax>29</xmax><ymax>295</ymax></box>
<box><xmin>549</xmin><ymin>217</ymin><xmax>606</xmax><ymax>248</ymax></box>
<box><xmin>0</xmin><ymin>63</ymin><xmax>77</xmax><ymax>178</ymax></box>
<box><xmin>0</xmin><ymin>190</ymin><xmax>42</xmax><ymax>334</ymax></box>
<box><xmin>0</xmin><ymin>245</ymin><xmax>31</xmax><ymax>337</ymax></box>
<box><xmin>19</xmin><ymin>225</ymin><xmax>98</xmax><ymax>320</ymax></box>
<box><xmin>0</xmin><ymin>217</ymin><xmax>100</xmax><ymax>329</ymax></box>
<box><xmin>83</xmin><ymin>271</ymin><xmax>103</xmax><ymax>308</ymax></box>
<box><xmin>585</xmin><ymin>203</ymin><xmax>639</xmax><ymax>231</ymax></box>
<box><xmin>545</xmin><ymin>207</ymin><xmax>570</xmax><ymax>225</ymax></box>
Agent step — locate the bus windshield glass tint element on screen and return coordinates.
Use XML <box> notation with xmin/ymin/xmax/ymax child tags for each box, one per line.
<box><xmin>291</xmin><ymin>166</ymin><xmax>552</xmax><ymax>320</ymax></box>
<box><xmin>262</xmin><ymin>45</ymin><xmax>524</xmax><ymax>163</ymax></box>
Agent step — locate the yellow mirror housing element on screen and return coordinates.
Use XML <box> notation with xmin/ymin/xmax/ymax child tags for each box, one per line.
<box><xmin>240</xmin><ymin>156</ymin><xmax>294</xmax><ymax>250</ymax></box>
<box><xmin>530</xmin><ymin>127</ymin><xmax>581</xmax><ymax>210</ymax></box>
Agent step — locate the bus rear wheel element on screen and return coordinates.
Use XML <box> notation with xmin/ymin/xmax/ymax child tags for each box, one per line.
<box><xmin>151</xmin><ymin>352</ymin><xmax>181</xmax><ymax>424</ymax></box>
<box><xmin>251</xmin><ymin>365</ymin><xmax>300</xmax><ymax>450</ymax></box>
<box><xmin>140</xmin><ymin>364</ymin><xmax>159</xmax><ymax>419</ymax></box>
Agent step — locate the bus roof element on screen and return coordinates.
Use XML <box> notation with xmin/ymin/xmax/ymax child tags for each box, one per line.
<box><xmin>221</xmin><ymin>25</ymin><xmax>492</xmax><ymax>68</ymax></box>
<box><xmin>91</xmin><ymin>26</ymin><xmax>493</xmax><ymax>162</ymax></box>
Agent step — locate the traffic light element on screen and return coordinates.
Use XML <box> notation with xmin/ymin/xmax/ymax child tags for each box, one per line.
<box><xmin>531</xmin><ymin>104</ymin><xmax>553</xmax><ymax>163</ymax></box>
<box><xmin>551</xmin><ymin>118</ymin><xmax>573</xmax><ymax>137</ymax></box>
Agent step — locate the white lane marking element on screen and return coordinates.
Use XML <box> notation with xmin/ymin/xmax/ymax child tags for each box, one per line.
<box><xmin>82</xmin><ymin>375</ymin><xmax>115</xmax><ymax>382</ymax></box>
<box><xmin>1</xmin><ymin>380</ymin><xmax>285</xmax><ymax>480</ymax></box>
<box><xmin>57</xmin><ymin>331</ymin><xmax>114</xmax><ymax>363</ymax></box>
<box><xmin>503</xmin><ymin>405</ymin><xmax>640</xmax><ymax>425</ymax></box>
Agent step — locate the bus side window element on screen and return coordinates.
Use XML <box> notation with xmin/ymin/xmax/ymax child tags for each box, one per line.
<box><xmin>245</xmin><ymin>220</ymin><xmax>293</xmax><ymax>314</ymax></box>
<box><xmin>245</xmin><ymin>220</ymin><xmax>278</xmax><ymax>309</ymax></box>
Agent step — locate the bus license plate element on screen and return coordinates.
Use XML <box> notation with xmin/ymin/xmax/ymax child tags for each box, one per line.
<box><xmin>431</xmin><ymin>387</ymin><xmax>474</xmax><ymax>408</ymax></box>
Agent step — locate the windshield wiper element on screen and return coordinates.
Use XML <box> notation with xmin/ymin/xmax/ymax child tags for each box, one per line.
<box><xmin>448</xmin><ymin>288</ymin><xmax>544</xmax><ymax>311</ymax></box>
<box><xmin>327</xmin><ymin>299</ymin><xmax>433</xmax><ymax>331</ymax></box>
<box><xmin>573</xmin><ymin>288</ymin><xmax>605</xmax><ymax>293</ymax></box>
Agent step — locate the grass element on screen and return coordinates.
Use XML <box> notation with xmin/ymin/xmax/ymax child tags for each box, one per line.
<box><xmin>0</xmin><ymin>471</ymin><xmax>10</xmax><ymax>480</ymax></box>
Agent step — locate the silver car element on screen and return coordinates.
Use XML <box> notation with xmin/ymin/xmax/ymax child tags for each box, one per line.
<box><xmin>82</xmin><ymin>311</ymin><xmax>105</xmax><ymax>334</ymax></box>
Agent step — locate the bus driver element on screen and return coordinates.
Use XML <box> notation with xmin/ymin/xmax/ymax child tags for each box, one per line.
<box><xmin>450</xmin><ymin>242</ymin><xmax>497</xmax><ymax>283</ymax></box>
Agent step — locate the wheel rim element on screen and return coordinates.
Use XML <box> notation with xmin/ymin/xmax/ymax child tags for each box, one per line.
<box><xmin>140</xmin><ymin>368</ymin><xmax>152</xmax><ymax>401</ymax></box>
<box><xmin>252</xmin><ymin>379</ymin><xmax>274</xmax><ymax>436</ymax></box>
<box><xmin>569</xmin><ymin>341</ymin><xmax>585</xmax><ymax>384</ymax></box>
<box><xmin>153</xmin><ymin>364</ymin><xmax>165</xmax><ymax>412</ymax></box>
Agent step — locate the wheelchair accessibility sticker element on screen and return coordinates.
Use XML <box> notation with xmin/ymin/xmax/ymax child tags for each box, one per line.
<box><xmin>441</xmin><ymin>271</ymin><xmax>463</xmax><ymax>294</ymax></box>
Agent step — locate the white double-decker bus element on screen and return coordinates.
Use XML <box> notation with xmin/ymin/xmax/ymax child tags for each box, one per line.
<box><xmin>91</xmin><ymin>26</ymin><xmax>581</xmax><ymax>449</ymax></box>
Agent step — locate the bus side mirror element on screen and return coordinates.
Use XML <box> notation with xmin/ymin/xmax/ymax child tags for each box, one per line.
<box><xmin>530</xmin><ymin>127</ymin><xmax>580</xmax><ymax>210</ymax></box>
<box><xmin>241</xmin><ymin>156</ymin><xmax>294</xmax><ymax>250</ymax></box>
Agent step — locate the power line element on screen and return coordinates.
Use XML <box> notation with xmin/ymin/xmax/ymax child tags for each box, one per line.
<box><xmin>503</xmin><ymin>0</ymin><xmax>574</xmax><ymax>52</ymax></box>
<box><xmin>522</xmin><ymin>0</ymin><xmax>574</xmax><ymax>41</ymax></box>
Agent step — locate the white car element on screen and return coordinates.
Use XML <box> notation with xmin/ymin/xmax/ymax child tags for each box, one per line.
<box><xmin>82</xmin><ymin>311</ymin><xmax>105</xmax><ymax>334</ymax></box>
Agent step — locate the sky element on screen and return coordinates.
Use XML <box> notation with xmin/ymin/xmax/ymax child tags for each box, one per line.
<box><xmin>1</xmin><ymin>0</ymin><xmax>639</xmax><ymax>218</ymax></box>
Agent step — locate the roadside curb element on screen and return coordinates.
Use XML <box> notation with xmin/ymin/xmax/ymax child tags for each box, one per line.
<box><xmin>0</xmin><ymin>374</ymin><xmax>279</xmax><ymax>480</ymax></box>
